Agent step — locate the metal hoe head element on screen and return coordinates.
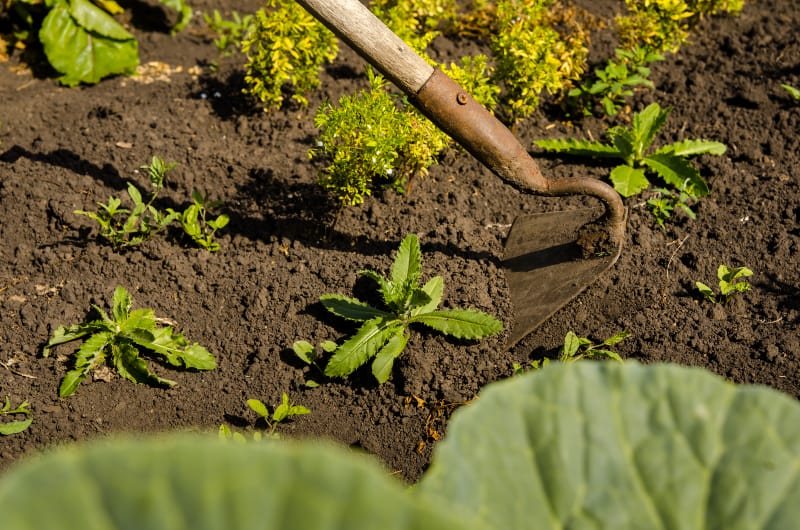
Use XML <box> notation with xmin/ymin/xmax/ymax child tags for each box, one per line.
<box><xmin>502</xmin><ymin>208</ymin><xmax>622</xmax><ymax>349</ymax></box>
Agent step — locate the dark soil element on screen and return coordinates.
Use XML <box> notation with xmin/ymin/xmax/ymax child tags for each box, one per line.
<box><xmin>1</xmin><ymin>0</ymin><xmax>798</xmax><ymax>482</ymax></box>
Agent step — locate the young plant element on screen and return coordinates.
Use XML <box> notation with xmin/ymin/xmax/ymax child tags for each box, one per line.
<box><xmin>646</xmin><ymin>184</ymin><xmax>697</xmax><ymax>228</ymax></box>
<box><xmin>240</xmin><ymin>0</ymin><xmax>338</xmax><ymax>109</ymax></box>
<box><xmin>320</xmin><ymin>234</ymin><xmax>503</xmax><ymax>384</ymax></box>
<box><xmin>75</xmin><ymin>156</ymin><xmax>180</xmax><ymax>250</ymax></box>
<box><xmin>695</xmin><ymin>264</ymin><xmax>753</xmax><ymax>304</ymax></box>
<box><xmin>203</xmin><ymin>9</ymin><xmax>254</xmax><ymax>56</ymax></box>
<box><xmin>3</xmin><ymin>0</ymin><xmax>189</xmax><ymax>86</ymax></box>
<box><xmin>247</xmin><ymin>394</ymin><xmax>311</xmax><ymax>439</ymax></box>
<box><xmin>292</xmin><ymin>339</ymin><xmax>337</xmax><ymax>388</ymax></box>
<box><xmin>43</xmin><ymin>286</ymin><xmax>217</xmax><ymax>398</ymax></box>
<box><xmin>569</xmin><ymin>46</ymin><xmax>663</xmax><ymax>116</ymax></box>
<box><xmin>0</xmin><ymin>397</ymin><xmax>32</xmax><ymax>436</ymax></box>
<box><xmin>181</xmin><ymin>190</ymin><xmax>229</xmax><ymax>252</ymax></box>
<box><xmin>560</xmin><ymin>330</ymin><xmax>628</xmax><ymax>363</ymax></box>
<box><xmin>534</xmin><ymin>102</ymin><xmax>726</xmax><ymax>198</ymax></box>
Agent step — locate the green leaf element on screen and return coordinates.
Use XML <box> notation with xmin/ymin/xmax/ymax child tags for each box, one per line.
<box><xmin>158</xmin><ymin>0</ymin><xmax>192</xmax><ymax>33</ymax></box>
<box><xmin>411</xmin><ymin>309</ymin><xmax>503</xmax><ymax>339</ymax></box>
<box><xmin>320</xmin><ymin>294</ymin><xmax>389</xmax><ymax>322</ymax></box>
<box><xmin>417</xmin><ymin>362</ymin><xmax>800</xmax><ymax>529</ymax></box>
<box><xmin>40</xmin><ymin>0</ymin><xmax>139</xmax><ymax>86</ymax></box>
<box><xmin>273</xmin><ymin>393</ymin><xmax>290</xmax><ymax>422</ymax></box>
<box><xmin>247</xmin><ymin>399</ymin><xmax>269</xmax><ymax>419</ymax></box>
<box><xmin>661</xmin><ymin>139</ymin><xmax>727</xmax><ymax>157</ymax></box>
<box><xmin>412</xmin><ymin>276</ymin><xmax>444</xmax><ymax>315</ymax></box>
<box><xmin>695</xmin><ymin>281</ymin><xmax>716</xmax><ymax>301</ymax></box>
<box><xmin>324</xmin><ymin>318</ymin><xmax>400</xmax><ymax>378</ymax></box>
<box><xmin>43</xmin><ymin>323</ymin><xmax>99</xmax><ymax>357</ymax></box>
<box><xmin>111</xmin><ymin>285</ymin><xmax>132</xmax><ymax>323</ymax></box>
<box><xmin>643</xmin><ymin>152</ymin><xmax>710</xmax><ymax>196</ymax></box>
<box><xmin>371</xmin><ymin>333</ymin><xmax>408</xmax><ymax>384</ymax></box>
<box><xmin>610</xmin><ymin>165</ymin><xmax>650</xmax><ymax>197</ymax></box>
<box><xmin>292</xmin><ymin>340</ymin><xmax>315</xmax><ymax>364</ymax></box>
<box><xmin>561</xmin><ymin>330</ymin><xmax>583</xmax><ymax>358</ymax></box>
<box><xmin>112</xmin><ymin>342</ymin><xmax>174</xmax><ymax>388</ymax></box>
<box><xmin>120</xmin><ymin>308</ymin><xmax>156</xmax><ymax>334</ymax></box>
<box><xmin>601</xmin><ymin>331</ymin><xmax>630</xmax><ymax>347</ymax></box>
<box><xmin>631</xmin><ymin>102</ymin><xmax>670</xmax><ymax>157</ymax></box>
<box><xmin>390</xmin><ymin>234</ymin><xmax>422</xmax><ymax>292</ymax></box>
<box><xmin>533</xmin><ymin>137</ymin><xmax>621</xmax><ymax>158</ymax></box>
<box><xmin>58</xmin><ymin>331</ymin><xmax>112</xmax><ymax>397</ymax></box>
<box><xmin>0</xmin><ymin>436</ymin><xmax>475</xmax><ymax>530</ymax></box>
<box><xmin>0</xmin><ymin>416</ymin><xmax>33</xmax><ymax>436</ymax></box>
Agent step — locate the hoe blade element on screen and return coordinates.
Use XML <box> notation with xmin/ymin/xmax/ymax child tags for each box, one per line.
<box><xmin>502</xmin><ymin>208</ymin><xmax>622</xmax><ymax>349</ymax></box>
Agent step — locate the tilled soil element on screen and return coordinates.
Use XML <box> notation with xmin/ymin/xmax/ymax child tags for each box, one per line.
<box><xmin>1</xmin><ymin>0</ymin><xmax>798</xmax><ymax>481</ymax></box>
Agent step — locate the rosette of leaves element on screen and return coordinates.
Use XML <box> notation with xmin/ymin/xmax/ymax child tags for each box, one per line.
<box><xmin>320</xmin><ymin>234</ymin><xmax>503</xmax><ymax>384</ymax></box>
<box><xmin>534</xmin><ymin>102</ymin><xmax>726</xmax><ymax>199</ymax></box>
<box><xmin>5</xmin><ymin>0</ymin><xmax>190</xmax><ymax>86</ymax></box>
<box><xmin>43</xmin><ymin>286</ymin><xmax>216</xmax><ymax>398</ymax></box>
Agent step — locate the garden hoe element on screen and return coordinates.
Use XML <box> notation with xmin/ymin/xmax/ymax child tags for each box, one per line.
<box><xmin>298</xmin><ymin>0</ymin><xmax>626</xmax><ymax>349</ymax></box>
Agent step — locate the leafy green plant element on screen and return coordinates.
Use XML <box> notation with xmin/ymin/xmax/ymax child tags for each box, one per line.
<box><xmin>75</xmin><ymin>156</ymin><xmax>180</xmax><ymax>249</ymax></box>
<box><xmin>647</xmin><ymin>184</ymin><xmax>697</xmax><ymax>227</ymax></box>
<box><xmin>534</xmin><ymin>102</ymin><xmax>726</xmax><ymax>198</ymax></box>
<box><xmin>43</xmin><ymin>286</ymin><xmax>216</xmax><ymax>398</ymax></box>
<box><xmin>616</xmin><ymin>0</ymin><xmax>744</xmax><ymax>56</ymax></box>
<box><xmin>0</xmin><ymin>396</ymin><xmax>32</xmax><ymax>435</ymax></box>
<box><xmin>560</xmin><ymin>330</ymin><xmax>628</xmax><ymax>362</ymax></box>
<box><xmin>695</xmin><ymin>264</ymin><xmax>753</xmax><ymax>304</ymax></box>
<box><xmin>219</xmin><ymin>393</ymin><xmax>310</xmax><ymax>442</ymax></box>
<box><xmin>181</xmin><ymin>189</ymin><xmax>229</xmax><ymax>252</ymax></box>
<box><xmin>320</xmin><ymin>234</ymin><xmax>503</xmax><ymax>384</ymax></box>
<box><xmin>490</xmin><ymin>0</ymin><xmax>590</xmax><ymax>121</ymax></box>
<box><xmin>781</xmin><ymin>83</ymin><xmax>800</xmax><ymax>101</ymax></box>
<box><xmin>4</xmin><ymin>362</ymin><xmax>800</xmax><ymax>529</ymax></box>
<box><xmin>240</xmin><ymin>0</ymin><xmax>338</xmax><ymax>109</ymax></box>
<box><xmin>569</xmin><ymin>46</ymin><xmax>663</xmax><ymax>116</ymax></box>
<box><xmin>203</xmin><ymin>9</ymin><xmax>254</xmax><ymax>56</ymax></box>
<box><xmin>292</xmin><ymin>339</ymin><xmax>337</xmax><ymax>388</ymax></box>
<box><xmin>3</xmin><ymin>0</ymin><xmax>190</xmax><ymax>86</ymax></box>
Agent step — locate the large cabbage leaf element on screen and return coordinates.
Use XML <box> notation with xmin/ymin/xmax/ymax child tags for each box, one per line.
<box><xmin>417</xmin><ymin>361</ymin><xmax>800</xmax><ymax>529</ymax></box>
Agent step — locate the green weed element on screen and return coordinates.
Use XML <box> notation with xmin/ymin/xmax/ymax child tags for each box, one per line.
<box><xmin>0</xmin><ymin>397</ymin><xmax>32</xmax><ymax>436</ymax></box>
<box><xmin>181</xmin><ymin>190</ymin><xmax>229</xmax><ymax>252</ymax></box>
<box><xmin>696</xmin><ymin>264</ymin><xmax>753</xmax><ymax>304</ymax></box>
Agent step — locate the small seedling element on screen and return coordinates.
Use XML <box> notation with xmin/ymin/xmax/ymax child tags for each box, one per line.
<box><xmin>534</xmin><ymin>102</ymin><xmax>726</xmax><ymax>198</ymax></box>
<box><xmin>696</xmin><ymin>264</ymin><xmax>753</xmax><ymax>304</ymax></box>
<box><xmin>292</xmin><ymin>339</ymin><xmax>337</xmax><ymax>387</ymax></box>
<box><xmin>781</xmin><ymin>84</ymin><xmax>800</xmax><ymax>102</ymax></box>
<box><xmin>75</xmin><ymin>157</ymin><xmax>180</xmax><ymax>249</ymax></box>
<box><xmin>0</xmin><ymin>397</ymin><xmax>32</xmax><ymax>436</ymax></box>
<box><xmin>203</xmin><ymin>9</ymin><xmax>254</xmax><ymax>56</ymax></box>
<box><xmin>320</xmin><ymin>234</ymin><xmax>503</xmax><ymax>384</ymax></box>
<box><xmin>181</xmin><ymin>189</ymin><xmax>229</xmax><ymax>252</ymax></box>
<box><xmin>647</xmin><ymin>184</ymin><xmax>697</xmax><ymax>228</ymax></box>
<box><xmin>560</xmin><ymin>331</ymin><xmax>628</xmax><ymax>363</ymax></box>
<box><xmin>569</xmin><ymin>46</ymin><xmax>663</xmax><ymax>116</ymax></box>
<box><xmin>248</xmin><ymin>394</ymin><xmax>310</xmax><ymax>439</ymax></box>
<box><xmin>512</xmin><ymin>358</ymin><xmax>549</xmax><ymax>375</ymax></box>
<box><xmin>43</xmin><ymin>286</ymin><xmax>217</xmax><ymax>398</ymax></box>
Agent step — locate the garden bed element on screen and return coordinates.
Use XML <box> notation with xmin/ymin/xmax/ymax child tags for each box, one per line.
<box><xmin>1</xmin><ymin>0</ymin><xmax>798</xmax><ymax>481</ymax></box>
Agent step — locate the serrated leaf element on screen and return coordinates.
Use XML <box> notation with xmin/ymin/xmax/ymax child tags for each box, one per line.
<box><xmin>43</xmin><ymin>323</ymin><xmax>98</xmax><ymax>357</ymax></box>
<box><xmin>120</xmin><ymin>308</ymin><xmax>156</xmax><ymax>334</ymax></box>
<box><xmin>533</xmin><ymin>137</ymin><xmax>621</xmax><ymax>158</ymax></box>
<box><xmin>111</xmin><ymin>286</ymin><xmax>132</xmax><ymax>323</ymax></box>
<box><xmin>412</xmin><ymin>276</ymin><xmax>443</xmax><ymax>316</ymax></box>
<box><xmin>112</xmin><ymin>342</ymin><xmax>174</xmax><ymax>387</ymax></box>
<box><xmin>660</xmin><ymin>139</ymin><xmax>726</xmax><ymax>157</ymax></box>
<box><xmin>643</xmin><ymin>152</ymin><xmax>709</xmax><ymax>196</ymax></box>
<box><xmin>632</xmin><ymin>102</ymin><xmax>670</xmax><ymax>156</ymax></box>
<box><xmin>610</xmin><ymin>165</ymin><xmax>650</xmax><ymax>197</ymax></box>
<box><xmin>324</xmin><ymin>318</ymin><xmax>400</xmax><ymax>378</ymax></box>
<box><xmin>320</xmin><ymin>294</ymin><xmax>389</xmax><ymax>322</ymax></box>
<box><xmin>391</xmin><ymin>235</ymin><xmax>422</xmax><ymax>289</ymax></box>
<box><xmin>371</xmin><ymin>333</ymin><xmax>409</xmax><ymax>384</ymax></box>
<box><xmin>610</xmin><ymin>127</ymin><xmax>636</xmax><ymax>160</ymax></box>
<box><xmin>247</xmin><ymin>399</ymin><xmax>269</xmax><ymax>419</ymax></box>
<box><xmin>410</xmin><ymin>309</ymin><xmax>503</xmax><ymax>339</ymax></box>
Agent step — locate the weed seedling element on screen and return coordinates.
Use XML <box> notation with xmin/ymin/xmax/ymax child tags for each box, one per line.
<box><xmin>320</xmin><ymin>234</ymin><xmax>503</xmax><ymax>384</ymax></box>
<box><xmin>646</xmin><ymin>184</ymin><xmax>697</xmax><ymax>228</ymax></box>
<box><xmin>560</xmin><ymin>331</ymin><xmax>628</xmax><ymax>363</ymax></box>
<box><xmin>181</xmin><ymin>189</ymin><xmax>229</xmax><ymax>252</ymax></box>
<box><xmin>75</xmin><ymin>157</ymin><xmax>180</xmax><ymax>250</ymax></box>
<box><xmin>43</xmin><ymin>286</ymin><xmax>216</xmax><ymax>398</ymax></box>
<box><xmin>292</xmin><ymin>339</ymin><xmax>336</xmax><ymax>387</ymax></box>
<box><xmin>220</xmin><ymin>394</ymin><xmax>311</xmax><ymax>441</ymax></box>
<box><xmin>534</xmin><ymin>102</ymin><xmax>726</xmax><ymax>198</ymax></box>
<box><xmin>696</xmin><ymin>264</ymin><xmax>753</xmax><ymax>304</ymax></box>
<box><xmin>0</xmin><ymin>397</ymin><xmax>32</xmax><ymax>435</ymax></box>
